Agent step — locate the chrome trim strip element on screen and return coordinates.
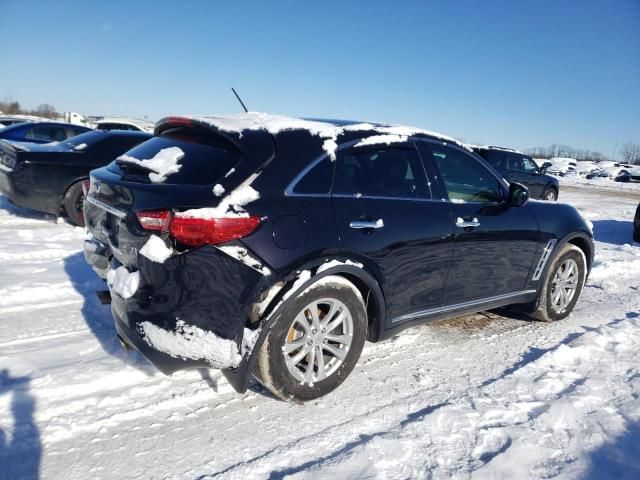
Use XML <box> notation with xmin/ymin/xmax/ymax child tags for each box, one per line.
<box><xmin>332</xmin><ymin>193</ymin><xmax>444</xmax><ymax>202</ymax></box>
<box><xmin>391</xmin><ymin>289</ymin><xmax>537</xmax><ymax>324</ymax></box>
<box><xmin>85</xmin><ymin>195</ymin><xmax>127</xmax><ymax>219</ymax></box>
<box><xmin>531</xmin><ymin>238</ymin><xmax>557</xmax><ymax>281</ymax></box>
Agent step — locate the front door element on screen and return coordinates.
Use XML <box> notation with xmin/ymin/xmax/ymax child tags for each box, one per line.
<box><xmin>418</xmin><ymin>141</ymin><xmax>540</xmax><ymax>305</ymax></box>
<box><xmin>331</xmin><ymin>141</ymin><xmax>453</xmax><ymax>323</ymax></box>
<box><xmin>503</xmin><ymin>153</ymin><xmax>545</xmax><ymax>198</ymax></box>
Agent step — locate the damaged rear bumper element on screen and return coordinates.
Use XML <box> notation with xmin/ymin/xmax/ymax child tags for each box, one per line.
<box><xmin>84</xmin><ymin>237</ymin><xmax>269</xmax><ymax>377</ymax></box>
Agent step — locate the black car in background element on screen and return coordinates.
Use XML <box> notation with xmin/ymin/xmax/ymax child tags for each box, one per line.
<box><xmin>0</xmin><ymin>121</ymin><xmax>90</xmax><ymax>144</ymax></box>
<box><xmin>83</xmin><ymin>114</ymin><xmax>593</xmax><ymax>402</ymax></box>
<box><xmin>472</xmin><ymin>146</ymin><xmax>560</xmax><ymax>201</ymax></box>
<box><xmin>0</xmin><ymin>130</ymin><xmax>151</xmax><ymax>225</ymax></box>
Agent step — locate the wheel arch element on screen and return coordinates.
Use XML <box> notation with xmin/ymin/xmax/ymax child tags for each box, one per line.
<box><xmin>222</xmin><ymin>258</ymin><xmax>387</xmax><ymax>393</ymax></box>
<box><xmin>59</xmin><ymin>175</ymin><xmax>89</xmax><ymax>213</ymax></box>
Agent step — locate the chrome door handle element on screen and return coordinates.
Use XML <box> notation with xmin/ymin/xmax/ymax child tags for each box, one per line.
<box><xmin>455</xmin><ymin>217</ymin><xmax>480</xmax><ymax>228</ymax></box>
<box><xmin>349</xmin><ymin>219</ymin><xmax>384</xmax><ymax>229</ymax></box>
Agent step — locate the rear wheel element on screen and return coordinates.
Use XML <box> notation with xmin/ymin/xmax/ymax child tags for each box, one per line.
<box><xmin>63</xmin><ymin>181</ymin><xmax>86</xmax><ymax>227</ymax></box>
<box><xmin>255</xmin><ymin>275</ymin><xmax>367</xmax><ymax>402</ymax></box>
<box><xmin>529</xmin><ymin>244</ymin><xmax>586</xmax><ymax>322</ymax></box>
<box><xmin>543</xmin><ymin>188</ymin><xmax>557</xmax><ymax>201</ymax></box>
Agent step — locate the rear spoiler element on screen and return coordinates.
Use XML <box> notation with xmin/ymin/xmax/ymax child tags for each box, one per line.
<box><xmin>154</xmin><ymin>116</ymin><xmax>277</xmax><ymax>177</ymax></box>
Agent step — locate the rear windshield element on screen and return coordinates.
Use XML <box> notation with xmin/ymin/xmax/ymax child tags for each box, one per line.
<box><xmin>61</xmin><ymin>130</ymin><xmax>107</xmax><ymax>149</ymax></box>
<box><xmin>106</xmin><ymin>128</ymin><xmax>241</xmax><ymax>185</ymax></box>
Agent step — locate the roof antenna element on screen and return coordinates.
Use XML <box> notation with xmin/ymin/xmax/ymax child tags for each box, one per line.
<box><xmin>231</xmin><ymin>87</ymin><xmax>249</xmax><ymax>113</ymax></box>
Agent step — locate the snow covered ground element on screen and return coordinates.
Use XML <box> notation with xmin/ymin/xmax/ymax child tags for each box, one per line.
<box><xmin>558</xmin><ymin>173</ymin><xmax>640</xmax><ymax>193</ymax></box>
<box><xmin>0</xmin><ymin>185</ymin><xmax>639</xmax><ymax>480</ymax></box>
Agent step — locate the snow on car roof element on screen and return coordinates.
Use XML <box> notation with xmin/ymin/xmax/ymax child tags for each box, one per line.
<box><xmin>169</xmin><ymin>112</ymin><xmax>468</xmax><ymax>160</ymax></box>
<box><xmin>467</xmin><ymin>144</ymin><xmax>523</xmax><ymax>154</ymax></box>
<box><xmin>95</xmin><ymin>117</ymin><xmax>155</xmax><ymax>130</ymax></box>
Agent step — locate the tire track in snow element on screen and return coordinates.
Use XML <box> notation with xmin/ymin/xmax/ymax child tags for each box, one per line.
<box><xmin>195</xmin><ymin>316</ymin><xmax>636</xmax><ymax>479</ymax></box>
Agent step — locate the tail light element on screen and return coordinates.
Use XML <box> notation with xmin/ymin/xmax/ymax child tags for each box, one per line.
<box><xmin>82</xmin><ymin>179</ymin><xmax>91</xmax><ymax>196</ymax></box>
<box><xmin>136</xmin><ymin>210</ymin><xmax>261</xmax><ymax>247</ymax></box>
<box><xmin>137</xmin><ymin>210</ymin><xmax>171</xmax><ymax>231</ymax></box>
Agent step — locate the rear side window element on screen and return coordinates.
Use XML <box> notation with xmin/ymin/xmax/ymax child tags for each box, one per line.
<box><xmin>292</xmin><ymin>157</ymin><xmax>333</xmax><ymax>194</ymax></box>
<box><xmin>107</xmin><ymin>128</ymin><xmax>241</xmax><ymax>185</ymax></box>
<box><xmin>334</xmin><ymin>146</ymin><xmax>429</xmax><ymax>198</ymax></box>
<box><xmin>484</xmin><ymin>150</ymin><xmax>507</xmax><ymax>170</ymax></box>
<box><xmin>25</xmin><ymin>125</ymin><xmax>67</xmax><ymax>142</ymax></box>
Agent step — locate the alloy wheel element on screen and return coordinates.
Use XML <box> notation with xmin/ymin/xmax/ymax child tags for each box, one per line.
<box><xmin>550</xmin><ymin>258</ymin><xmax>579</xmax><ymax>314</ymax></box>
<box><xmin>282</xmin><ymin>298</ymin><xmax>353</xmax><ymax>385</ymax></box>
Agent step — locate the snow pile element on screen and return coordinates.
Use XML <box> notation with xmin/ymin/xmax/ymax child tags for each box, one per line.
<box><xmin>117</xmin><ymin>146</ymin><xmax>184</xmax><ymax>183</ymax></box>
<box><xmin>176</xmin><ymin>185</ymin><xmax>259</xmax><ymax>219</ymax></box>
<box><xmin>106</xmin><ymin>266</ymin><xmax>139</xmax><ymax>299</ymax></box>
<box><xmin>316</xmin><ymin>258</ymin><xmax>364</xmax><ymax>274</ymax></box>
<box><xmin>139</xmin><ymin>235</ymin><xmax>173</xmax><ymax>263</ymax></box>
<box><xmin>141</xmin><ymin>320</ymin><xmax>241</xmax><ymax>369</ymax></box>
<box><xmin>212</xmin><ymin>184</ymin><xmax>225</xmax><ymax>197</ymax></box>
<box><xmin>354</xmin><ymin>134</ymin><xmax>408</xmax><ymax>147</ymax></box>
<box><xmin>218</xmin><ymin>245</ymin><xmax>270</xmax><ymax>275</ymax></box>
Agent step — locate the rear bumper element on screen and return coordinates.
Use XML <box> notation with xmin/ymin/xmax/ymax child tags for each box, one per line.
<box><xmin>83</xmin><ymin>237</ymin><xmax>268</xmax><ymax>375</ymax></box>
<box><xmin>0</xmin><ymin>168</ymin><xmax>60</xmax><ymax>215</ymax></box>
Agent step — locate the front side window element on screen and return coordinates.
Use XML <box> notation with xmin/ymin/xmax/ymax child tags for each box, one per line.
<box><xmin>522</xmin><ymin>157</ymin><xmax>539</xmax><ymax>174</ymax></box>
<box><xmin>334</xmin><ymin>146</ymin><xmax>429</xmax><ymax>198</ymax></box>
<box><xmin>293</xmin><ymin>156</ymin><xmax>334</xmax><ymax>194</ymax></box>
<box><xmin>426</xmin><ymin>144</ymin><xmax>503</xmax><ymax>203</ymax></box>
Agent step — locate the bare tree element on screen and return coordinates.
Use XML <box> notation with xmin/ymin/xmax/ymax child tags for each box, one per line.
<box><xmin>32</xmin><ymin>103</ymin><xmax>58</xmax><ymax>119</ymax></box>
<box><xmin>620</xmin><ymin>143</ymin><xmax>640</xmax><ymax>165</ymax></box>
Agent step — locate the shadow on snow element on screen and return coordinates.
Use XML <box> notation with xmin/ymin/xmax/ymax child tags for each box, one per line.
<box><xmin>591</xmin><ymin>219</ymin><xmax>635</xmax><ymax>246</ymax></box>
<box><xmin>62</xmin><ymin>251</ymin><xmax>154</xmax><ymax>375</ymax></box>
<box><xmin>0</xmin><ymin>369</ymin><xmax>40</xmax><ymax>480</ymax></box>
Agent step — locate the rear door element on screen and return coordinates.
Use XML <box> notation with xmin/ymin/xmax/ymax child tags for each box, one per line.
<box><xmin>331</xmin><ymin>140</ymin><xmax>453</xmax><ymax>325</ymax></box>
<box><xmin>418</xmin><ymin>141</ymin><xmax>539</xmax><ymax>305</ymax></box>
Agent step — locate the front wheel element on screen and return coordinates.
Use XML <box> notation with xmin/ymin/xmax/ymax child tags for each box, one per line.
<box><xmin>543</xmin><ymin>188</ymin><xmax>558</xmax><ymax>201</ymax></box>
<box><xmin>530</xmin><ymin>244</ymin><xmax>587</xmax><ymax>322</ymax></box>
<box><xmin>255</xmin><ymin>275</ymin><xmax>367</xmax><ymax>402</ymax></box>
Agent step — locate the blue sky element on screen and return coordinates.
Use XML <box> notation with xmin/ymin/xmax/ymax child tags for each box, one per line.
<box><xmin>1</xmin><ymin>0</ymin><xmax>638</xmax><ymax>156</ymax></box>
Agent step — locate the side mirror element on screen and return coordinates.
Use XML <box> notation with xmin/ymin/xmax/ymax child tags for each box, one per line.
<box><xmin>539</xmin><ymin>166</ymin><xmax>547</xmax><ymax>175</ymax></box>
<box><xmin>507</xmin><ymin>182</ymin><xmax>529</xmax><ymax>207</ymax></box>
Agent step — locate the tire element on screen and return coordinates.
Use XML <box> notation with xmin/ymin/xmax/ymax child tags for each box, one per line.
<box><xmin>255</xmin><ymin>275</ymin><xmax>367</xmax><ymax>402</ymax></box>
<box><xmin>530</xmin><ymin>244</ymin><xmax>587</xmax><ymax>322</ymax></box>
<box><xmin>543</xmin><ymin>188</ymin><xmax>557</xmax><ymax>201</ymax></box>
<box><xmin>63</xmin><ymin>181</ymin><xmax>86</xmax><ymax>227</ymax></box>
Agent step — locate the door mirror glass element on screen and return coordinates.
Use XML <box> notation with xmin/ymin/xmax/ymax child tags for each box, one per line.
<box><xmin>507</xmin><ymin>182</ymin><xmax>529</xmax><ymax>207</ymax></box>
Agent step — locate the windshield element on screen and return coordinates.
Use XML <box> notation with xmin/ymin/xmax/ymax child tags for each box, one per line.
<box><xmin>61</xmin><ymin>130</ymin><xmax>107</xmax><ymax>149</ymax></box>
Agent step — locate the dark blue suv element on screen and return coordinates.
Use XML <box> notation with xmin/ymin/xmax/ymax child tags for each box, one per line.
<box><xmin>83</xmin><ymin>114</ymin><xmax>593</xmax><ymax>401</ymax></box>
<box><xmin>472</xmin><ymin>146</ymin><xmax>560</xmax><ymax>201</ymax></box>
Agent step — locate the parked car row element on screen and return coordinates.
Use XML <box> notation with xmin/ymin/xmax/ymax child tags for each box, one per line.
<box><xmin>537</xmin><ymin>156</ymin><xmax>639</xmax><ymax>182</ymax></box>
<box><xmin>0</xmin><ymin>130</ymin><xmax>151</xmax><ymax>225</ymax></box>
